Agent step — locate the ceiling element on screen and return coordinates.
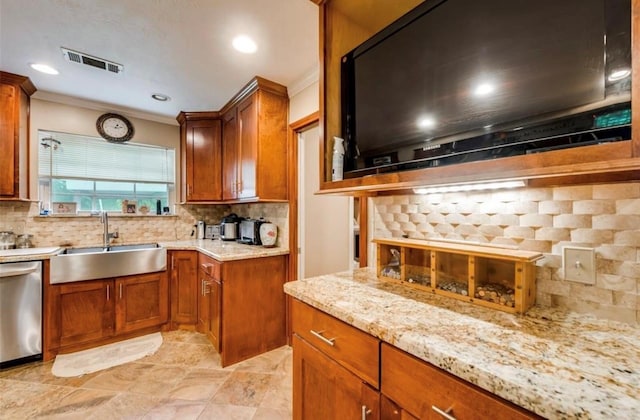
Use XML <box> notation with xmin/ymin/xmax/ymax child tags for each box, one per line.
<box><xmin>0</xmin><ymin>0</ymin><xmax>319</xmax><ymax>125</ymax></box>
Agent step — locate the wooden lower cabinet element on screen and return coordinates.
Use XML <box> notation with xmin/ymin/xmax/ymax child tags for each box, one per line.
<box><xmin>46</xmin><ymin>271</ymin><xmax>169</xmax><ymax>357</ymax></box>
<box><xmin>198</xmin><ymin>253</ymin><xmax>221</xmax><ymax>352</ymax></box>
<box><xmin>169</xmin><ymin>250</ymin><xmax>198</xmax><ymax>326</ymax></box>
<box><xmin>115</xmin><ymin>271</ymin><xmax>169</xmax><ymax>334</ymax></box>
<box><xmin>381</xmin><ymin>395</ymin><xmax>418</xmax><ymax>420</ymax></box>
<box><xmin>293</xmin><ymin>335</ymin><xmax>380</xmax><ymax>420</ymax></box>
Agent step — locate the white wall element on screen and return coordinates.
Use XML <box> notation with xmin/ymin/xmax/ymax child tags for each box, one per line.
<box><xmin>289</xmin><ymin>81</ymin><xmax>319</xmax><ymax>123</ymax></box>
<box><xmin>29</xmin><ymin>98</ymin><xmax>180</xmax><ymax>200</ymax></box>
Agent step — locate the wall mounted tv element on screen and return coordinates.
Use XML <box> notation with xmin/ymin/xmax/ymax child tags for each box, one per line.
<box><xmin>341</xmin><ymin>0</ymin><xmax>631</xmax><ymax>178</ymax></box>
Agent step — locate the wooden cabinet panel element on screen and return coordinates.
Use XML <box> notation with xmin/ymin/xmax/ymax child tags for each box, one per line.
<box><xmin>222</xmin><ymin>108</ymin><xmax>239</xmax><ymax>200</ymax></box>
<box><xmin>221</xmin><ymin>255</ymin><xmax>287</xmax><ymax>366</ymax></box>
<box><xmin>208</xmin><ymin>277</ymin><xmax>221</xmax><ymax>352</ymax></box>
<box><xmin>293</xmin><ymin>335</ymin><xmax>379</xmax><ymax>420</ymax></box>
<box><xmin>179</xmin><ymin>114</ymin><xmax>222</xmax><ymax>202</ymax></box>
<box><xmin>55</xmin><ymin>279</ymin><xmax>115</xmax><ymax>348</ymax></box>
<box><xmin>381</xmin><ymin>395</ymin><xmax>418</xmax><ymax>420</ymax></box>
<box><xmin>292</xmin><ymin>299</ymin><xmax>380</xmax><ymax>388</ymax></box>
<box><xmin>198</xmin><ymin>253</ymin><xmax>222</xmax><ymax>351</ymax></box>
<box><xmin>381</xmin><ymin>343</ymin><xmax>537</xmax><ymax>420</ymax></box>
<box><xmin>0</xmin><ymin>71</ymin><xmax>35</xmax><ymax>199</ymax></box>
<box><xmin>116</xmin><ymin>271</ymin><xmax>169</xmax><ymax>334</ymax></box>
<box><xmin>237</xmin><ymin>94</ymin><xmax>258</xmax><ymax>199</ymax></box>
<box><xmin>170</xmin><ymin>250</ymin><xmax>198</xmax><ymax>326</ymax></box>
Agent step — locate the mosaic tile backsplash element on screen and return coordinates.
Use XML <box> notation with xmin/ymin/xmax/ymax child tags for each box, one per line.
<box><xmin>0</xmin><ymin>202</ymin><xmax>289</xmax><ymax>249</ymax></box>
<box><xmin>372</xmin><ymin>183</ymin><xmax>640</xmax><ymax>325</ymax></box>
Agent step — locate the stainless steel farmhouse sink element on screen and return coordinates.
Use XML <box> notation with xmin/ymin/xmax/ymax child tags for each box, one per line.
<box><xmin>50</xmin><ymin>243</ymin><xmax>166</xmax><ymax>284</ymax></box>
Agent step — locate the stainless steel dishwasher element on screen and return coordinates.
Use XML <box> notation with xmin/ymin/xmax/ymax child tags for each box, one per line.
<box><xmin>0</xmin><ymin>261</ymin><xmax>42</xmax><ymax>368</ymax></box>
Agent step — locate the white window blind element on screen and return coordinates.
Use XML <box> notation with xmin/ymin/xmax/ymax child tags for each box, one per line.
<box><xmin>39</xmin><ymin>131</ymin><xmax>175</xmax><ymax>184</ymax></box>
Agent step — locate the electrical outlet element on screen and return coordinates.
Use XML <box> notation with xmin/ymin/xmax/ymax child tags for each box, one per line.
<box><xmin>563</xmin><ymin>246</ymin><xmax>596</xmax><ymax>285</ymax></box>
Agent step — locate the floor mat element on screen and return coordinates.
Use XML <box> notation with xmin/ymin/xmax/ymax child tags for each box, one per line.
<box><xmin>51</xmin><ymin>332</ymin><xmax>162</xmax><ymax>377</ymax></box>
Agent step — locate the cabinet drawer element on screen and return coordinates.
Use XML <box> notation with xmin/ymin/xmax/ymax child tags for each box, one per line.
<box><xmin>381</xmin><ymin>344</ymin><xmax>537</xmax><ymax>420</ymax></box>
<box><xmin>291</xmin><ymin>299</ymin><xmax>379</xmax><ymax>388</ymax></box>
<box><xmin>198</xmin><ymin>253</ymin><xmax>221</xmax><ymax>280</ymax></box>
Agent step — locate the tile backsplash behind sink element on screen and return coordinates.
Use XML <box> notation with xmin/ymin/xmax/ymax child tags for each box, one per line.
<box><xmin>0</xmin><ymin>201</ymin><xmax>289</xmax><ymax>248</ymax></box>
<box><xmin>372</xmin><ymin>182</ymin><xmax>640</xmax><ymax>325</ymax></box>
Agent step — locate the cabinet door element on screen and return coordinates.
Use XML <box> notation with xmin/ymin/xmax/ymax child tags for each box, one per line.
<box><xmin>54</xmin><ymin>280</ymin><xmax>115</xmax><ymax>348</ymax></box>
<box><xmin>381</xmin><ymin>395</ymin><xmax>418</xmax><ymax>420</ymax></box>
<box><xmin>197</xmin><ymin>270</ymin><xmax>210</xmax><ymax>334</ymax></box>
<box><xmin>222</xmin><ymin>108</ymin><xmax>239</xmax><ymax>200</ymax></box>
<box><xmin>116</xmin><ymin>271</ymin><xmax>169</xmax><ymax>333</ymax></box>
<box><xmin>0</xmin><ymin>82</ymin><xmax>17</xmax><ymax>197</ymax></box>
<box><xmin>208</xmin><ymin>278</ymin><xmax>221</xmax><ymax>352</ymax></box>
<box><xmin>170</xmin><ymin>251</ymin><xmax>198</xmax><ymax>325</ymax></box>
<box><xmin>183</xmin><ymin>118</ymin><xmax>222</xmax><ymax>201</ymax></box>
<box><xmin>237</xmin><ymin>93</ymin><xmax>258</xmax><ymax>199</ymax></box>
<box><xmin>293</xmin><ymin>335</ymin><xmax>380</xmax><ymax>420</ymax></box>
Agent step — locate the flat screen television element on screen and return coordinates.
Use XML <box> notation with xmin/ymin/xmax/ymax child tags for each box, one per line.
<box><xmin>341</xmin><ymin>0</ymin><xmax>632</xmax><ymax>177</ymax></box>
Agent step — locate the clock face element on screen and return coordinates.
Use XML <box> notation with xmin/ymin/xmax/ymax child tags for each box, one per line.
<box><xmin>97</xmin><ymin>113</ymin><xmax>134</xmax><ymax>142</ymax></box>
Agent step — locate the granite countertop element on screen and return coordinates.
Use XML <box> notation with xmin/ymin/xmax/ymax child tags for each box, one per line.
<box><xmin>0</xmin><ymin>240</ymin><xmax>287</xmax><ymax>263</ymax></box>
<box><xmin>159</xmin><ymin>239</ymin><xmax>289</xmax><ymax>261</ymax></box>
<box><xmin>284</xmin><ymin>268</ymin><xmax>640</xmax><ymax>419</ymax></box>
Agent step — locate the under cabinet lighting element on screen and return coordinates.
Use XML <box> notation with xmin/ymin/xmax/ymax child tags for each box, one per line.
<box><xmin>413</xmin><ymin>180</ymin><xmax>526</xmax><ymax>195</ymax></box>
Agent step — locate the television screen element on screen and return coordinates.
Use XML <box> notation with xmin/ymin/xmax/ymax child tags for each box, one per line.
<box><xmin>342</xmin><ymin>0</ymin><xmax>631</xmax><ymax>176</ymax></box>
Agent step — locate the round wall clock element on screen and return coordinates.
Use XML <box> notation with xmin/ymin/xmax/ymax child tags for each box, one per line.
<box><xmin>96</xmin><ymin>113</ymin><xmax>135</xmax><ymax>143</ymax></box>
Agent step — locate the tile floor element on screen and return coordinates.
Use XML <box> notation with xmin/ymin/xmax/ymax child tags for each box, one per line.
<box><xmin>0</xmin><ymin>330</ymin><xmax>293</xmax><ymax>419</ymax></box>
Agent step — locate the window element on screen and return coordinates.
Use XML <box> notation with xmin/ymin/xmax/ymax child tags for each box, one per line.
<box><xmin>39</xmin><ymin>130</ymin><xmax>175</xmax><ymax>213</ymax></box>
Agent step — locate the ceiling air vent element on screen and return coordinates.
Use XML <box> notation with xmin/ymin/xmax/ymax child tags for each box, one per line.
<box><xmin>61</xmin><ymin>47</ymin><xmax>124</xmax><ymax>74</ymax></box>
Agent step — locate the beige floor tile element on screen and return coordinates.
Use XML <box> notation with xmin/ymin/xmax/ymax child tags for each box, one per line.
<box><xmin>82</xmin><ymin>362</ymin><xmax>155</xmax><ymax>391</ymax></box>
<box><xmin>198</xmin><ymin>403</ymin><xmax>257</xmax><ymax>420</ymax></box>
<box><xmin>259</xmin><ymin>374</ymin><xmax>292</xmax><ymax>413</ymax></box>
<box><xmin>234</xmin><ymin>346</ymin><xmax>291</xmax><ymax>374</ymax></box>
<box><xmin>253</xmin><ymin>407</ymin><xmax>292</xmax><ymax>420</ymax></box>
<box><xmin>0</xmin><ymin>379</ymin><xmax>75</xmax><ymax>418</ymax></box>
<box><xmin>128</xmin><ymin>365</ymin><xmax>188</xmax><ymax>397</ymax></box>
<box><xmin>212</xmin><ymin>371</ymin><xmax>274</xmax><ymax>407</ymax></box>
<box><xmin>36</xmin><ymin>387</ymin><xmax>117</xmax><ymax>418</ymax></box>
<box><xmin>141</xmin><ymin>398</ymin><xmax>207</xmax><ymax>420</ymax></box>
<box><xmin>0</xmin><ymin>360</ymin><xmax>100</xmax><ymax>387</ymax></box>
<box><xmin>87</xmin><ymin>392</ymin><xmax>163</xmax><ymax>420</ymax></box>
<box><xmin>166</xmin><ymin>368</ymin><xmax>231</xmax><ymax>401</ymax></box>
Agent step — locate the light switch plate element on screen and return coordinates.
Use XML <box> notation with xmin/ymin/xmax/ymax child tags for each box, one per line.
<box><xmin>563</xmin><ymin>246</ymin><xmax>596</xmax><ymax>285</ymax></box>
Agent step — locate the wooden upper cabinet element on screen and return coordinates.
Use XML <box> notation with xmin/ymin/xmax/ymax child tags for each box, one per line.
<box><xmin>220</xmin><ymin>77</ymin><xmax>289</xmax><ymax>202</ymax></box>
<box><xmin>313</xmin><ymin>0</ymin><xmax>640</xmax><ymax>193</ymax></box>
<box><xmin>177</xmin><ymin>112</ymin><xmax>222</xmax><ymax>203</ymax></box>
<box><xmin>0</xmin><ymin>71</ymin><xmax>36</xmax><ymax>200</ymax></box>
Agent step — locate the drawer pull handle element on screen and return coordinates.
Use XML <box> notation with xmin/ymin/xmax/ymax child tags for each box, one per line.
<box><xmin>432</xmin><ymin>405</ymin><xmax>456</xmax><ymax>420</ymax></box>
<box><xmin>361</xmin><ymin>405</ymin><xmax>372</xmax><ymax>419</ymax></box>
<box><xmin>309</xmin><ymin>329</ymin><xmax>335</xmax><ymax>346</ymax></box>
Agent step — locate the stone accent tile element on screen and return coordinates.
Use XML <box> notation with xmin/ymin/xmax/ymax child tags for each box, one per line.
<box><xmin>444</xmin><ymin>213</ymin><xmax>467</xmax><ymax>225</ymax></box>
<box><xmin>374</xmin><ymin>196</ymin><xmax>394</xmax><ymax>205</ymax></box>
<box><xmin>488</xmin><ymin>214</ymin><xmax>520</xmax><ymax>227</ymax></box>
<box><xmin>417</xmin><ymin>203</ymin><xmax>434</xmax><ymax>214</ymax></box>
<box><xmin>453</xmin><ymin>224</ymin><xmax>478</xmax><ymax>236</ymax></box>
<box><xmin>444</xmin><ymin>193</ymin><xmax>468</xmax><ymax>204</ymax></box>
<box><xmin>552</xmin><ymin>185</ymin><xmax>593</xmax><ymax>201</ymax></box>
<box><xmin>616</xmin><ymin>199</ymin><xmax>640</xmax><ymax>215</ymax></box>
<box><xmin>393</xmin><ymin>196</ymin><xmax>410</xmax><ymax>205</ymax></box>
<box><xmin>535</xmin><ymin>292</ymin><xmax>553</xmax><ymax>307</ymax></box>
<box><xmin>503</xmin><ymin>226</ymin><xmax>535</xmax><ymax>239</ymax></box>
<box><xmin>387</xmin><ymin>204</ymin><xmax>401</xmax><ymax>214</ymax></box>
<box><xmin>538</xmin><ymin>200</ymin><xmax>572</xmax><ymax>215</ymax></box>
<box><xmin>434</xmin><ymin>224</ymin><xmax>455</xmax><ymax>234</ymax></box>
<box><xmin>490</xmin><ymin>190</ymin><xmax>521</xmax><ymax>203</ymax></box>
<box><xmin>613</xmin><ymin>230</ymin><xmax>640</xmax><ymax>247</ymax></box>
<box><xmin>401</xmin><ymin>204</ymin><xmax>418</xmax><ymax>214</ymax></box>
<box><xmin>521</xmin><ymin>188</ymin><xmax>553</xmax><ymax>201</ymax></box>
<box><xmin>455</xmin><ymin>202</ymin><xmax>476</xmax><ymax>215</ymax></box>
<box><xmin>571</xmin><ymin>229</ymin><xmax>614</xmax><ymax>244</ymax></box>
<box><xmin>464</xmin><ymin>235</ymin><xmax>489</xmax><ymax>243</ymax></box>
<box><xmin>478</xmin><ymin>225</ymin><xmax>504</xmax><ymax>237</ymax></box>
<box><xmin>400</xmin><ymin>222</ymin><xmax>417</xmax><ymax>232</ymax></box>
<box><xmin>416</xmin><ymin>223</ymin><xmax>435</xmax><ymax>234</ymax></box>
<box><xmin>426</xmin><ymin>213</ymin><xmax>446</xmax><ymax>224</ymax></box>
<box><xmin>443</xmin><ymin>233</ymin><xmax>464</xmax><ymax>241</ymax></box>
<box><xmin>596</xmin><ymin>245</ymin><xmax>636</xmax><ymax>262</ymax></box>
<box><xmin>409</xmin><ymin>213</ymin><xmax>427</xmax><ymax>224</ymax></box>
<box><xmin>504</xmin><ymin>201</ymin><xmax>538</xmax><ymax>215</ymax></box>
<box><xmin>518</xmin><ymin>239</ymin><xmax>552</xmax><ymax>253</ymax></box>
<box><xmin>467</xmin><ymin>213</ymin><xmax>491</xmax><ymax>226</ymax></box>
<box><xmin>573</xmin><ymin>200</ymin><xmax>616</xmax><ymax>215</ymax></box>
<box><xmin>386</xmin><ymin>221</ymin><xmax>401</xmax><ymax>231</ymax></box>
<box><xmin>490</xmin><ymin>237</ymin><xmax>521</xmax><ymax>247</ymax></box>
<box><xmin>593</xmin><ymin>183</ymin><xmax>640</xmax><ymax>199</ymax></box>
<box><xmin>569</xmin><ymin>283</ymin><xmax>613</xmax><ymax>305</ymax></box>
<box><xmin>394</xmin><ymin>213</ymin><xmax>410</xmax><ymax>223</ymax></box>
<box><xmin>593</xmin><ymin>214</ymin><xmax>640</xmax><ymax>230</ymax></box>
<box><xmin>477</xmin><ymin>201</ymin><xmax>503</xmax><ymax>215</ymax></box>
<box><xmin>597</xmin><ymin>273</ymin><xmax>636</xmax><ymax>292</ymax></box>
<box><xmin>537</xmin><ymin>279</ymin><xmax>571</xmax><ymax>296</ymax></box>
<box><xmin>380</xmin><ymin>213</ymin><xmax>394</xmax><ymax>223</ymax></box>
<box><xmin>434</xmin><ymin>203</ymin><xmax>457</xmax><ymax>215</ymax></box>
<box><xmin>552</xmin><ymin>214</ymin><xmax>591</xmax><ymax>229</ymax></box>
<box><xmin>540</xmin><ymin>254</ymin><xmax>562</xmax><ymax>269</ymax></box>
<box><xmin>535</xmin><ymin>227</ymin><xmax>570</xmax><ymax>242</ymax></box>
<box><xmin>613</xmin><ymin>261</ymin><xmax>640</xmax><ymax>280</ymax></box>
<box><xmin>519</xmin><ymin>214</ymin><xmax>552</xmax><ymax>228</ymax></box>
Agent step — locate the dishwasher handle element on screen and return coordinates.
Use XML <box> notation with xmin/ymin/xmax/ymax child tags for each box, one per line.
<box><xmin>0</xmin><ymin>262</ymin><xmax>41</xmax><ymax>278</ymax></box>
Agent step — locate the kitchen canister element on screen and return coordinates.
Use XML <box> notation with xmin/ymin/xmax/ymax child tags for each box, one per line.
<box><xmin>259</xmin><ymin>223</ymin><xmax>277</xmax><ymax>248</ymax></box>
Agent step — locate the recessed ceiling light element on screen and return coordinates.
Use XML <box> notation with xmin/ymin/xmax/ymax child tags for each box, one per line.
<box><xmin>30</xmin><ymin>63</ymin><xmax>59</xmax><ymax>75</ymax></box>
<box><xmin>474</xmin><ymin>82</ymin><xmax>495</xmax><ymax>96</ymax></box>
<box><xmin>417</xmin><ymin>116</ymin><xmax>436</xmax><ymax>129</ymax></box>
<box><xmin>232</xmin><ymin>35</ymin><xmax>257</xmax><ymax>54</ymax></box>
<box><xmin>151</xmin><ymin>93</ymin><xmax>171</xmax><ymax>102</ymax></box>
<box><xmin>608</xmin><ymin>68</ymin><xmax>631</xmax><ymax>82</ymax></box>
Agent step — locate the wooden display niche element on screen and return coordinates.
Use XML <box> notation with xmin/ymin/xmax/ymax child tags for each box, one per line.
<box><xmin>373</xmin><ymin>238</ymin><xmax>543</xmax><ymax>314</ymax></box>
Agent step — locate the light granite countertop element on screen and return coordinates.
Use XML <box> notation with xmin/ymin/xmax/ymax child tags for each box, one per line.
<box><xmin>284</xmin><ymin>268</ymin><xmax>640</xmax><ymax>419</ymax></box>
<box><xmin>0</xmin><ymin>240</ymin><xmax>287</xmax><ymax>263</ymax></box>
